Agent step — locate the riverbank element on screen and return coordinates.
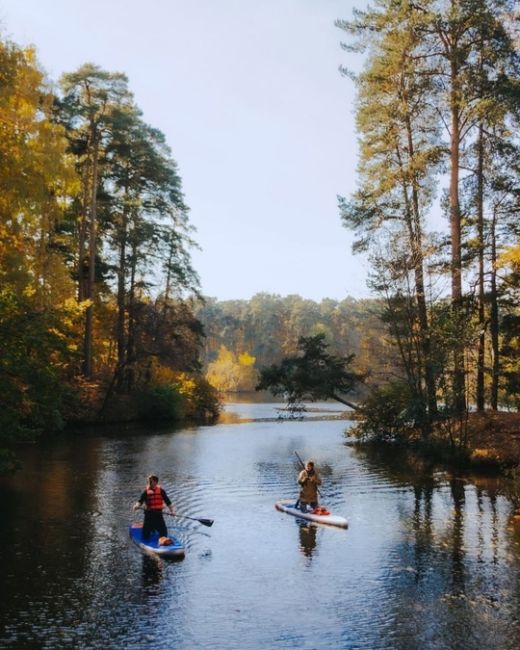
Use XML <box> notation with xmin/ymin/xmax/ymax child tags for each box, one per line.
<box><xmin>350</xmin><ymin>411</ymin><xmax>520</xmax><ymax>473</ymax></box>
<box><xmin>64</xmin><ymin>376</ymin><xmax>221</xmax><ymax>427</ymax></box>
<box><xmin>464</xmin><ymin>411</ymin><xmax>520</xmax><ymax>467</ymax></box>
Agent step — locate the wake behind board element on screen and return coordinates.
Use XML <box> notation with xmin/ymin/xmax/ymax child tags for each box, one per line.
<box><xmin>275</xmin><ymin>500</ymin><xmax>348</xmax><ymax>529</ymax></box>
<box><xmin>129</xmin><ymin>523</ymin><xmax>185</xmax><ymax>558</ymax></box>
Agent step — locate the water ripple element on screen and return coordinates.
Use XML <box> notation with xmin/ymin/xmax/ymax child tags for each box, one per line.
<box><xmin>1</xmin><ymin>411</ymin><xmax>520</xmax><ymax>649</ymax></box>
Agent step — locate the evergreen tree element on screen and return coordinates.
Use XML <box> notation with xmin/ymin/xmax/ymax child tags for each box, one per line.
<box><xmin>59</xmin><ymin>64</ymin><xmax>132</xmax><ymax>377</ymax></box>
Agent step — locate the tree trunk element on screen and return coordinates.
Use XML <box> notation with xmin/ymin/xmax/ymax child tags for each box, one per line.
<box><xmin>82</xmin><ymin>131</ymin><xmax>99</xmax><ymax>378</ymax></box>
<box><xmin>330</xmin><ymin>393</ymin><xmax>359</xmax><ymax>411</ymax></box>
<box><xmin>116</xmin><ymin>193</ymin><xmax>129</xmax><ymax>390</ymax></box>
<box><xmin>489</xmin><ymin>207</ymin><xmax>499</xmax><ymax>410</ymax></box>
<box><xmin>78</xmin><ymin>163</ymin><xmax>90</xmax><ymax>303</ymax></box>
<box><xmin>476</xmin><ymin>122</ymin><xmax>486</xmax><ymax>411</ymax></box>
<box><xmin>405</xmin><ymin>116</ymin><xmax>438</xmax><ymax>423</ymax></box>
<box><xmin>449</xmin><ymin>54</ymin><xmax>466</xmax><ymax>414</ymax></box>
<box><xmin>125</xmin><ymin>237</ymin><xmax>137</xmax><ymax>390</ymax></box>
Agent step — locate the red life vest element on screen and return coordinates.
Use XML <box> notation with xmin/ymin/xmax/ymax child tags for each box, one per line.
<box><xmin>146</xmin><ymin>485</ymin><xmax>164</xmax><ymax>511</ymax></box>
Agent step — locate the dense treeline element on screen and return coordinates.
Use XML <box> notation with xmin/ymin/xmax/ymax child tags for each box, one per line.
<box><xmin>337</xmin><ymin>0</ymin><xmax>520</xmax><ymax>439</ymax></box>
<box><xmin>2</xmin><ymin>1</ymin><xmax>518</xmax><ymax>472</ymax></box>
<box><xmin>196</xmin><ymin>293</ymin><xmax>398</xmax><ymax>393</ymax></box>
<box><xmin>0</xmin><ymin>37</ymin><xmax>218</xmax><ymax>470</ymax></box>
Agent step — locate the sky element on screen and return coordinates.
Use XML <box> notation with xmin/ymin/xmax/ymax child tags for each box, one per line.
<box><xmin>0</xmin><ymin>0</ymin><xmax>370</xmax><ymax>302</ymax></box>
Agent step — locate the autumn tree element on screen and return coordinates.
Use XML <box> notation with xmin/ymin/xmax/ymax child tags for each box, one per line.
<box><xmin>0</xmin><ymin>38</ymin><xmax>80</xmax><ymax>467</ymax></box>
<box><xmin>207</xmin><ymin>346</ymin><xmax>258</xmax><ymax>392</ymax></box>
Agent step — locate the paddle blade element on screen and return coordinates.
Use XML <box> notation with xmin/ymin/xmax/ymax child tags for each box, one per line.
<box><xmin>199</xmin><ymin>518</ymin><xmax>214</xmax><ymax>527</ymax></box>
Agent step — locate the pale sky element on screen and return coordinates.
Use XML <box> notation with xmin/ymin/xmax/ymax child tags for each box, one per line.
<box><xmin>0</xmin><ymin>0</ymin><xmax>370</xmax><ymax>302</ymax></box>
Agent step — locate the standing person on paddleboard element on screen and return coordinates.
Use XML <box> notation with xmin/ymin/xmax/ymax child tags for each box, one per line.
<box><xmin>297</xmin><ymin>460</ymin><xmax>322</xmax><ymax>512</ymax></box>
<box><xmin>133</xmin><ymin>474</ymin><xmax>175</xmax><ymax>540</ymax></box>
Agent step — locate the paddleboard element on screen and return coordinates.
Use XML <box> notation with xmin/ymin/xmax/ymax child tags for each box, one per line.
<box><xmin>129</xmin><ymin>523</ymin><xmax>185</xmax><ymax>558</ymax></box>
<box><xmin>275</xmin><ymin>500</ymin><xmax>348</xmax><ymax>529</ymax></box>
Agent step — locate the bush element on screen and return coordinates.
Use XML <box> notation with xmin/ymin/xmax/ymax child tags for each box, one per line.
<box><xmin>148</xmin><ymin>363</ymin><xmax>222</xmax><ymax>422</ymax></box>
<box><xmin>136</xmin><ymin>376</ymin><xmax>221</xmax><ymax>424</ymax></box>
<box><xmin>350</xmin><ymin>381</ymin><xmax>416</xmax><ymax>442</ymax></box>
<box><xmin>176</xmin><ymin>374</ymin><xmax>221</xmax><ymax>422</ymax></box>
<box><xmin>0</xmin><ymin>291</ymin><xmax>75</xmax><ymax>473</ymax></box>
<box><xmin>137</xmin><ymin>384</ymin><xmax>185</xmax><ymax>422</ymax></box>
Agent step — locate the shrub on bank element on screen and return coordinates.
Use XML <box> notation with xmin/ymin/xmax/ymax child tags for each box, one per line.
<box><xmin>0</xmin><ymin>291</ymin><xmax>77</xmax><ymax>473</ymax></box>
<box><xmin>350</xmin><ymin>382</ymin><xmax>416</xmax><ymax>442</ymax></box>
<box><xmin>175</xmin><ymin>373</ymin><xmax>221</xmax><ymax>421</ymax></box>
<box><xmin>349</xmin><ymin>379</ymin><xmax>520</xmax><ymax>473</ymax></box>
<box><xmin>136</xmin><ymin>373</ymin><xmax>221</xmax><ymax>424</ymax></box>
<box><xmin>137</xmin><ymin>384</ymin><xmax>185</xmax><ymax>421</ymax></box>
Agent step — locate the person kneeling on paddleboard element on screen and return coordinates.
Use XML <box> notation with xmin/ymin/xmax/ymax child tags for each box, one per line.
<box><xmin>133</xmin><ymin>474</ymin><xmax>175</xmax><ymax>540</ymax></box>
<box><xmin>297</xmin><ymin>460</ymin><xmax>321</xmax><ymax>512</ymax></box>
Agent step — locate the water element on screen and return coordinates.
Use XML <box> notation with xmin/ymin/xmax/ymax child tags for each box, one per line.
<box><xmin>1</xmin><ymin>401</ymin><xmax>519</xmax><ymax>649</ymax></box>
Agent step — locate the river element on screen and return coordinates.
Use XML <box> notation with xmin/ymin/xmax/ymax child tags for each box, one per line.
<box><xmin>0</xmin><ymin>401</ymin><xmax>519</xmax><ymax>649</ymax></box>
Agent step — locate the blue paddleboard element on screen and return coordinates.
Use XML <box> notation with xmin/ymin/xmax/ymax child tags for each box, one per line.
<box><xmin>129</xmin><ymin>523</ymin><xmax>185</xmax><ymax>558</ymax></box>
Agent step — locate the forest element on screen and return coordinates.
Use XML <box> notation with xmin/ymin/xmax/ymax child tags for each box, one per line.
<box><xmin>0</xmin><ymin>38</ymin><xmax>219</xmax><ymax>471</ymax></box>
<box><xmin>196</xmin><ymin>294</ymin><xmax>394</xmax><ymax>394</ymax></box>
<box><xmin>334</xmin><ymin>0</ymin><xmax>520</xmax><ymax>442</ymax></box>
<box><xmin>1</xmin><ymin>0</ymin><xmax>519</xmax><ymax>472</ymax></box>
<box><xmin>201</xmin><ymin>0</ymin><xmax>520</xmax><ymax>450</ymax></box>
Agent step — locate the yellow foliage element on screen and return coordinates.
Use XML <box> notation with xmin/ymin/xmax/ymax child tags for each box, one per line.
<box><xmin>176</xmin><ymin>372</ymin><xmax>197</xmax><ymax>396</ymax></box>
<box><xmin>206</xmin><ymin>345</ymin><xmax>258</xmax><ymax>392</ymax></box>
<box><xmin>22</xmin><ymin>285</ymin><xmax>36</xmax><ymax>299</ymax></box>
<box><xmin>498</xmin><ymin>244</ymin><xmax>520</xmax><ymax>269</ymax></box>
<box><xmin>238</xmin><ymin>351</ymin><xmax>256</xmax><ymax>366</ymax></box>
<box><xmin>149</xmin><ymin>363</ymin><xmax>196</xmax><ymax>397</ymax></box>
<box><xmin>62</xmin><ymin>297</ymin><xmax>85</xmax><ymax>315</ymax></box>
<box><xmin>78</xmin><ymin>299</ymin><xmax>93</xmax><ymax>311</ymax></box>
<box><xmin>470</xmin><ymin>448</ymin><xmax>501</xmax><ymax>464</ymax></box>
<box><xmin>47</xmin><ymin>327</ymin><xmax>66</xmax><ymax>340</ymax></box>
<box><xmin>0</xmin><ymin>38</ymin><xmax>76</xmax><ymax>301</ymax></box>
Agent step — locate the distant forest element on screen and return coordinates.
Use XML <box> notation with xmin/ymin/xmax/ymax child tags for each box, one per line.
<box><xmin>196</xmin><ymin>293</ymin><xmax>396</xmax><ymax>394</ymax></box>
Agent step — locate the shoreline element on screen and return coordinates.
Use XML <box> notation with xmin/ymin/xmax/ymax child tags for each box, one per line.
<box><xmin>349</xmin><ymin>411</ymin><xmax>520</xmax><ymax>473</ymax></box>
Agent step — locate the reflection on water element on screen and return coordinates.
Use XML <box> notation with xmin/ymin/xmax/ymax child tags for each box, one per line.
<box><xmin>0</xmin><ymin>409</ymin><xmax>519</xmax><ymax>649</ymax></box>
<box><xmin>219</xmin><ymin>397</ymin><xmax>351</xmax><ymax>423</ymax></box>
<box><xmin>298</xmin><ymin>522</ymin><xmax>318</xmax><ymax>559</ymax></box>
<box><xmin>349</xmin><ymin>443</ymin><xmax>520</xmax><ymax>649</ymax></box>
<box><xmin>141</xmin><ymin>555</ymin><xmax>164</xmax><ymax>591</ymax></box>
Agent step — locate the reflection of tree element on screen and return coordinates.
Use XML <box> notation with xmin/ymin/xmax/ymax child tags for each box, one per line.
<box><xmin>475</xmin><ymin>487</ymin><xmax>500</xmax><ymax>582</ymax></box>
<box><xmin>412</xmin><ymin>479</ymin><xmax>435</xmax><ymax>583</ymax></box>
<box><xmin>352</xmin><ymin>442</ymin><xmax>520</xmax><ymax>648</ymax></box>
<box><xmin>448</xmin><ymin>478</ymin><xmax>466</xmax><ymax>596</ymax></box>
<box><xmin>298</xmin><ymin>522</ymin><xmax>317</xmax><ymax>559</ymax></box>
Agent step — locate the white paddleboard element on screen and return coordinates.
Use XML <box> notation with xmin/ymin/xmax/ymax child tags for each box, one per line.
<box><xmin>275</xmin><ymin>500</ymin><xmax>348</xmax><ymax>528</ymax></box>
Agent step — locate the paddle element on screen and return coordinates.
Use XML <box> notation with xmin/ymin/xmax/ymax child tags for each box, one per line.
<box><xmin>163</xmin><ymin>511</ymin><xmax>214</xmax><ymax>528</ymax></box>
<box><xmin>294</xmin><ymin>450</ymin><xmax>322</xmax><ymax>498</ymax></box>
<box><xmin>135</xmin><ymin>507</ymin><xmax>214</xmax><ymax>528</ymax></box>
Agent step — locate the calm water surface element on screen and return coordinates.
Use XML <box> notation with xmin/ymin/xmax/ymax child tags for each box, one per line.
<box><xmin>1</xmin><ymin>401</ymin><xmax>520</xmax><ymax>649</ymax></box>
